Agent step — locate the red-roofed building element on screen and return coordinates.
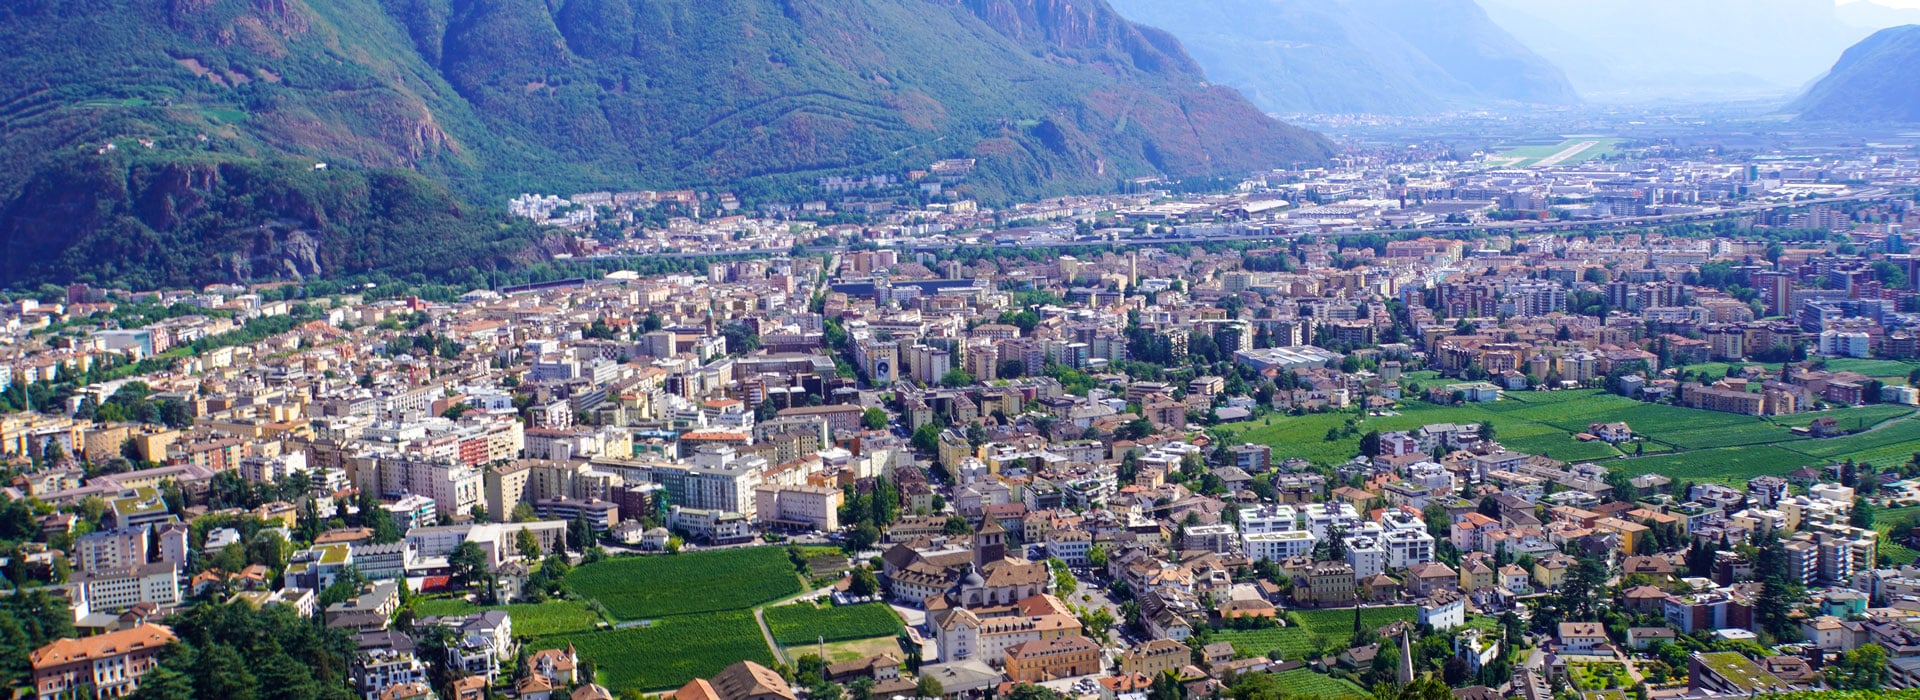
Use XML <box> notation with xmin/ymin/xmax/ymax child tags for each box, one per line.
<box><xmin>31</xmin><ymin>624</ymin><xmax>176</xmax><ymax>699</ymax></box>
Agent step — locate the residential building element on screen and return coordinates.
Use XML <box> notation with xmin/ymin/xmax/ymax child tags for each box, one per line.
<box><xmin>30</xmin><ymin>624</ymin><xmax>176</xmax><ymax>700</ymax></box>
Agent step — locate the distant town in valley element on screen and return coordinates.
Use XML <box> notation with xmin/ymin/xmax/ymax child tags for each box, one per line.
<box><xmin>13</xmin><ymin>2</ymin><xmax>1920</xmax><ymax>700</ymax></box>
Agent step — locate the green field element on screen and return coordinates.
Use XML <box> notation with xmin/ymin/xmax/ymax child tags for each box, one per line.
<box><xmin>1221</xmin><ymin>388</ymin><xmax>1920</xmax><ymax>484</ymax></box>
<box><xmin>1216</xmin><ymin>606</ymin><xmax>1416</xmax><ymax>661</ymax></box>
<box><xmin>765</xmin><ymin>602</ymin><xmax>903</xmax><ymax>646</ymax></box>
<box><xmin>1611</xmin><ymin>445</ymin><xmax>1817</xmax><ymax>483</ymax></box>
<box><xmin>1490</xmin><ymin>137</ymin><xmax>1623</xmax><ymax>168</ymax></box>
<box><xmin>1268</xmin><ymin>668</ymin><xmax>1368</xmax><ymax>698</ymax></box>
<box><xmin>1569</xmin><ymin>662</ymin><xmax>1633</xmax><ymax>691</ymax></box>
<box><xmin>532</xmin><ymin>611</ymin><xmax>774</xmax><ymax>691</ymax></box>
<box><xmin>1781</xmin><ymin>416</ymin><xmax>1920</xmax><ymax>460</ymax></box>
<box><xmin>564</xmin><ymin>547</ymin><xmax>803</xmax><ymax>620</ymax></box>
<box><xmin>1213</xmin><ymin>626</ymin><xmax>1328</xmax><ymax>661</ymax></box>
<box><xmin>1772</xmin><ymin>404</ymin><xmax>1914</xmax><ymax>429</ymax></box>
<box><xmin>411</xmin><ymin>598</ymin><xmax>603</xmax><ymax>637</ymax></box>
<box><xmin>1822</xmin><ymin>358</ymin><xmax>1920</xmax><ymax>380</ymax></box>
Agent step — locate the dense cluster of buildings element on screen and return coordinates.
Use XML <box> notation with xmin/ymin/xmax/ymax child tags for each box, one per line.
<box><xmin>6</xmin><ymin>142</ymin><xmax>1920</xmax><ymax>699</ymax></box>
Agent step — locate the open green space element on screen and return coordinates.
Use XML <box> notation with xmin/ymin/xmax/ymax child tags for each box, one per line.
<box><xmin>1499</xmin><ymin>433</ymin><xmax>1624</xmax><ymax>462</ymax></box>
<box><xmin>1212</xmin><ymin>626</ymin><xmax>1326</xmax><ymax>661</ymax></box>
<box><xmin>1222</xmin><ymin>387</ymin><xmax>1920</xmax><ymax>484</ymax></box>
<box><xmin>1568</xmin><ymin>662</ymin><xmax>1633</xmax><ymax>691</ymax></box>
<box><xmin>1771</xmin><ymin>404</ymin><xmax>1914</xmax><ymax>429</ymax></box>
<box><xmin>411</xmin><ymin>598</ymin><xmax>603</xmax><ymax>637</ymax></box>
<box><xmin>1683</xmin><ymin>362</ymin><xmax>1780</xmax><ymax>380</ymax></box>
<box><xmin>564</xmin><ymin>547</ymin><xmax>803</xmax><ymax>620</ymax></box>
<box><xmin>1267</xmin><ymin>668</ymin><xmax>1368</xmax><ymax>698</ymax></box>
<box><xmin>1612</xmin><ymin>445</ymin><xmax>1817</xmax><ymax>483</ymax></box>
<box><xmin>1215</xmin><ymin>606</ymin><xmax>1416</xmax><ymax>661</ymax></box>
<box><xmin>814</xmin><ymin>636</ymin><xmax>907</xmax><ymax>663</ymax></box>
<box><xmin>1219</xmin><ymin>391</ymin><xmax>1766</xmax><ymax>466</ymax></box>
<box><xmin>765</xmin><ymin>602</ymin><xmax>903</xmax><ymax>646</ymax></box>
<box><xmin>1821</xmin><ymin>358</ymin><xmax>1920</xmax><ymax>380</ymax></box>
<box><xmin>1783</xmin><ymin>416</ymin><xmax>1920</xmax><ymax>460</ymax></box>
<box><xmin>532</xmin><ymin>611</ymin><xmax>774</xmax><ymax>691</ymax></box>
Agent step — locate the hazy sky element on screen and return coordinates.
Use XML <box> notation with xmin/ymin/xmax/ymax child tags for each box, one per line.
<box><xmin>1842</xmin><ymin>0</ymin><xmax>1920</xmax><ymax>9</ymax></box>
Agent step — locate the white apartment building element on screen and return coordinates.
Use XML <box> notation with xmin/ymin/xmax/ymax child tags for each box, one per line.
<box><xmin>375</xmin><ymin>455</ymin><xmax>481</xmax><ymax>519</ymax></box>
<box><xmin>1303</xmin><ymin>503</ymin><xmax>1363</xmax><ymax>539</ymax></box>
<box><xmin>1243</xmin><ymin>530</ymin><xmax>1316</xmax><ymax>562</ymax></box>
<box><xmin>1384</xmin><ymin>528</ymin><xmax>1437</xmax><ymax>570</ymax></box>
<box><xmin>1238</xmin><ymin>505</ymin><xmax>1298</xmax><ymax>535</ymax></box>
<box><xmin>686</xmin><ymin>446</ymin><xmax>766</xmax><ymax>518</ymax></box>
<box><xmin>1346</xmin><ymin>534</ymin><xmax>1387</xmax><ymax>577</ymax></box>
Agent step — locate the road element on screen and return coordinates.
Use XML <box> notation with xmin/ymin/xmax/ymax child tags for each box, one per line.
<box><xmin>752</xmin><ymin>606</ymin><xmax>786</xmax><ymax>665</ymax></box>
<box><xmin>753</xmin><ymin>583</ymin><xmax>836</xmax><ymax>665</ymax></box>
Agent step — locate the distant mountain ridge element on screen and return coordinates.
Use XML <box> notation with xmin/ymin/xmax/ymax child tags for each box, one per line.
<box><xmin>1791</xmin><ymin>24</ymin><xmax>1920</xmax><ymax>123</ymax></box>
<box><xmin>1478</xmin><ymin>0</ymin><xmax>1896</xmax><ymax>102</ymax></box>
<box><xmin>0</xmin><ymin>0</ymin><xmax>1331</xmax><ymax>288</ymax></box>
<box><xmin>1104</xmin><ymin>0</ymin><xmax>1577</xmax><ymax>115</ymax></box>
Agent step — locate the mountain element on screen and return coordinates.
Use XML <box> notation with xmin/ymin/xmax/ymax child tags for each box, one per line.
<box><xmin>0</xmin><ymin>0</ymin><xmax>1331</xmax><ymax>288</ymax></box>
<box><xmin>1103</xmin><ymin>0</ymin><xmax>1577</xmax><ymax>116</ymax></box>
<box><xmin>1790</xmin><ymin>24</ymin><xmax>1920</xmax><ymax>123</ymax></box>
<box><xmin>1478</xmin><ymin>0</ymin><xmax>1894</xmax><ymax>102</ymax></box>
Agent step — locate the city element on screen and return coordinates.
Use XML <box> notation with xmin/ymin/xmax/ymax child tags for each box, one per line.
<box><xmin>6</xmin><ymin>2</ymin><xmax>1920</xmax><ymax>700</ymax></box>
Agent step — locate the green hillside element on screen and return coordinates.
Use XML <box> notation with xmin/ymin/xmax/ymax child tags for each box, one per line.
<box><xmin>0</xmin><ymin>0</ymin><xmax>1331</xmax><ymax>288</ymax></box>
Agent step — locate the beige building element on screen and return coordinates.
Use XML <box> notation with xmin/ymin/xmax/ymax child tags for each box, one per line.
<box><xmin>1116</xmin><ymin>638</ymin><xmax>1187</xmax><ymax>678</ymax></box>
<box><xmin>754</xmin><ymin>485</ymin><xmax>842</xmax><ymax>531</ymax></box>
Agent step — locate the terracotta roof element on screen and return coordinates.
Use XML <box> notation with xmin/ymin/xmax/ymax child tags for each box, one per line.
<box><xmin>674</xmin><ymin>679</ymin><xmax>722</xmax><ymax>700</ymax></box>
<box><xmin>29</xmin><ymin>624</ymin><xmax>175</xmax><ymax>669</ymax></box>
<box><xmin>709</xmin><ymin>660</ymin><xmax>796</xmax><ymax>700</ymax></box>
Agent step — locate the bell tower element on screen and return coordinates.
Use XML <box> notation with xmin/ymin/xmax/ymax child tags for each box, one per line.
<box><xmin>975</xmin><ymin>518</ymin><xmax>1007</xmax><ymax>567</ymax></box>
